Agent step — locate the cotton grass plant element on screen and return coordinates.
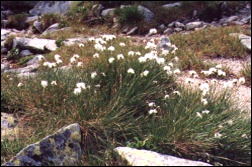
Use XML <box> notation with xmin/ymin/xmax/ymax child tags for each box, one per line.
<box><xmin>1</xmin><ymin>34</ymin><xmax>251</xmax><ymax>166</ymax></box>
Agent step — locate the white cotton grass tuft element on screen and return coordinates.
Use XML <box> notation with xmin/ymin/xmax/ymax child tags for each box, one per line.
<box><xmin>91</xmin><ymin>71</ymin><xmax>97</xmax><ymax>79</ymax></box>
<box><xmin>107</xmin><ymin>46</ymin><xmax>115</xmax><ymax>51</ymax></box>
<box><xmin>214</xmin><ymin>132</ymin><xmax>222</xmax><ymax>138</ymax></box>
<box><xmin>17</xmin><ymin>83</ymin><xmax>23</xmax><ymax>87</ymax></box>
<box><xmin>76</xmin><ymin>82</ymin><xmax>86</xmax><ymax>90</ymax></box>
<box><xmin>117</xmin><ymin>54</ymin><xmax>124</xmax><ymax>60</ymax></box>
<box><xmin>108</xmin><ymin>57</ymin><xmax>115</xmax><ymax>63</ymax></box>
<box><xmin>140</xmin><ymin>70</ymin><xmax>149</xmax><ymax>77</ymax></box>
<box><xmin>238</xmin><ymin>77</ymin><xmax>245</xmax><ymax>85</ymax></box>
<box><xmin>74</xmin><ymin>87</ymin><xmax>82</xmax><ymax>95</ymax></box>
<box><xmin>148</xmin><ymin>109</ymin><xmax>157</xmax><ymax>115</ymax></box>
<box><xmin>148</xmin><ymin>102</ymin><xmax>156</xmax><ymax>107</ymax></box>
<box><xmin>202</xmin><ymin>109</ymin><xmax>210</xmax><ymax>114</ymax></box>
<box><xmin>201</xmin><ymin>98</ymin><xmax>208</xmax><ymax>105</ymax></box>
<box><xmin>127</xmin><ymin>68</ymin><xmax>135</xmax><ymax>74</ymax></box>
<box><xmin>119</xmin><ymin>42</ymin><xmax>126</xmax><ymax>47</ymax></box>
<box><xmin>77</xmin><ymin>62</ymin><xmax>83</xmax><ymax>67</ymax></box>
<box><xmin>41</xmin><ymin>80</ymin><xmax>48</xmax><ymax>88</ymax></box>
<box><xmin>51</xmin><ymin>81</ymin><xmax>57</xmax><ymax>85</ymax></box>
<box><xmin>93</xmin><ymin>53</ymin><xmax>99</xmax><ymax>58</ymax></box>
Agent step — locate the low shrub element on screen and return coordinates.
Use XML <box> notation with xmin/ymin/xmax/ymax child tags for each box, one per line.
<box><xmin>7</xmin><ymin>13</ymin><xmax>29</xmax><ymax>30</ymax></box>
<box><xmin>114</xmin><ymin>5</ymin><xmax>145</xmax><ymax>27</ymax></box>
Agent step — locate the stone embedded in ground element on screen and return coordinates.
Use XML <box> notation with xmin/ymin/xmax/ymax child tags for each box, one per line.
<box><xmin>185</xmin><ymin>21</ymin><xmax>203</xmax><ymax>31</ymax></box>
<box><xmin>114</xmin><ymin>147</ymin><xmax>212</xmax><ymax>166</ymax></box>
<box><xmin>1</xmin><ymin>123</ymin><xmax>82</xmax><ymax>166</ymax></box>
<box><xmin>1</xmin><ymin>113</ymin><xmax>20</xmax><ymax>141</ymax></box>
<box><xmin>13</xmin><ymin>37</ymin><xmax>57</xmax><ymax>52</ymax></box>
<box><xmin>229</xmin><ymin>33</ymin><xmax>251</xmax><ymax>50</ymax></box>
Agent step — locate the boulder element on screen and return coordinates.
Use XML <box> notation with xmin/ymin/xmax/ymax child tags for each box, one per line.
<box><xmin>162</xmin><ymin>2</ymin><xmax>182</xmax><ymax>9</ymax></box>
<box><xmin>101</xmin><ymin>8</ymin><xmax>116</xmax><ymax>17</ymax></box>
<box><xmin>25</xmin><ymin>16</ymin><xmax>39</xmax><ymax>24</ymax></box>
<box><xmin>63</xmin><ymin>37</ymin><xmax>87</xmax><ymax>47</ymax></box>
<box><xmin>33</xmin><ymin>20</ymin><xmax>44</xmax><ymax>33</ymax></box>
<box><xmin>13</xmin><ymin>37</ymin><xmax>57</xmax><ymax>52</ymax></box>
<box><xmin>226</xmin><ymin>15</ymin><xmax>239</xmax><ymax>22</ymax></box>
<box><xmin>1</xmin><ymin>123</ymin><xmax>82</xmax><ymax>166</ymax></box>
<box><xmin>29</xmin><ymin>1</ymin><xmax>73</xmax><ymax>16</ymax></box>
<box><xmin>92</xmin><ymin>4</ymin><xmax>105</xmax><ymax>17</ymax></box>
<box><xmin>1</xmin><ymin>63</ymin><xmax>10</xmax><ymax>73</ymax></box>
<box><xmin>26</xmin><ymin>55</ymin><xmax>42</xmax><ymax>66</ymax></box>
<box><xmin>4</xmin><ymin>64</ymin><xmax>39</xmax><ymax>74</ymax></box>
<box><xmin>163</xmin><ymin>28</ymin><xmax>174</xmax><ymax>35</ymax></box>
<box><xmin>174</xmin><ymin>22</ymin><xmax>185</xmax><ymax>29</ymax></box>
<box><xmin>185</xmin><ymin>21</ymin><xmax>203</xmax><ymax>30</ymax></box>
<box><xmin>114</xmin><ymin>147</ymin><xmax>212</xmax><ymax>166</ymax></box>
<box><xmin>137</xmin><ymin>5</ymin><xmax>154</xmax><ymax>22</ymax></box>
<box><xmin>157</xmin><ymin>36</ymin><xmax>171</xmax><ymax>51</ymax></box>
<box><xmin>20</xmin><ymin>49</ymin><xmax>32</xmax><ymax>57</ymax></box>
<box><xmin>41</xmin><ymin>23</ymin><xmax>60</xmax><ymax>35</ymax></box>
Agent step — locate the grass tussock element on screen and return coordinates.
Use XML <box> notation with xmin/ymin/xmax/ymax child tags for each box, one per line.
<box><xmin>1</xmin><ymin>34</ymin><xmax>250</xmax><ymax>166</ymax></box>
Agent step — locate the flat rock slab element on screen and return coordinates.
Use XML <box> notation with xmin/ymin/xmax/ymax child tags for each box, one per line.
<box><xmin>13</xmin><ymin>37</ymin><xmax>57</xmax><ymax>52</ymax></box>
<box><xmin>1</xmin><ymin>123</ymin><xmax>82</xmax><ymax>166</ymax></box>
<box><xmin>114</xmin><ymin>147</ymin><xmax>212</xmax><ymax>166</ymax></box>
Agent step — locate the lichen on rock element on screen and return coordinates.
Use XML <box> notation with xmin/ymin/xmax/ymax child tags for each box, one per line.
<box><xmin>1</xmin><ymin>123</ymin><xmax>82</xmax><ymax>166</ymax></box>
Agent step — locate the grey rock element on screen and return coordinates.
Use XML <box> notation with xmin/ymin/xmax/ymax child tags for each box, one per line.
<box><xmin>41</xmin><ymin>23</ymin><xmax>60</xmax><ymax>35</ymax></box>
<box><xmin>114</xmin><ymin>147</ymin><xmax>212</xmax><ymax>166</ymax></box>
<box><xmin>185</xmin><ymin>21</ymin><xmax>203</xmax><ymax>30</ymax></box>
<box><xmin>63</xmin><ymin>37</ymin><xmax>87</xmax><ymax>47</ymax></box>
<box><xmin>126</xmin><ymin>27</ymin><xmax>138</xmax><ymax>35</ymax></box>
<box><xmin>13</xmin><ymin>37</ymin><xmax>57</xmax><ymax>52</ymax></box>
<box><xmin>25</xmin><ymin>16</ymin><xmax>39</xmax><ymax>24</ymax></box>
<box><xmin>226</xmin><ymin>15</ymin><xmax>239</xmax><ymax>22</ymax></box>
<box><xmin>1</xmin><ymin>47</ymin><xmax>8</xmax><ymax>54</ymax></box>
<box><xmin>158</xmin><ymin>24</ymin><xmax>166</xmax><ymax>29</ymax></box>
<box><xmin>1</xmin><ymin>20</ymin><xmax>8</xmax><ymax>29</ymax></box>
<box><xmin>92</xmin><ymin>4</ymin><xmax>105</xmax><ymax>17</ymax></box>
<box><xmin>175</xmin><ymin>22</ymin><xmax>185</xmax><ymax>28</ymax></box>
<box><xmin>1</xmin><ymin>63</ymin><xmax>10</xmax><ymax>73</ymax></box>
<box><xmin>162</xmin><ymin>2</ymin><xmax>181</xmax><ymax>9</ymax></box>
<box><xmin>4</xmin><ymin>64</ymin><xmax>39</xmax><ymax>74</ymax></box>
<box><xmin>33</xmin><ymin>20</ymin><xmax>43</xmax><ymax>33</ymax></box>
<box><xmin>241</xmin><ymin>15</ymin><xmax>251</xmax><ymax>23</ymax></box>
<box><xmin>29</xmin><ymin>1</ymin><xmax>73</xmax><ymax>16</ymax></box>
<box><xmin>137</xmin><ymin>5</ymin><xmax>154</xmax><ymax>22</ymax></box>
<box><xmin>157</xmin><ymin>36</ymin><xmax>171</xmax><ymax>51</ymax></box>
<box><xmin>174</xmin><ymin>28</ymin><xmax>183</xmax><ymax>32</ymax></box>
<box><xmin>1</xmin><ymin>123</ymin><xmax>82</xmax><ymax>166</ymax></box>
<box><xmin>1</xmin><ymin>10</ymin><xmax>14</xmax><ymax>19</ymax></box>
<box><xmin>232</xmin><ymin>21</ymin><xmax>244</xmax><ymax>25</ymax></box>
<box><xmin>26</xmin><ymin>55</ymin><xmax>40</xmax><ymax>65</ymax></box>
<box><xmin>163</xmin><ymin>28</ymin><xmax>174</xmax><ymax>35</ymax></box>
<box><xmin>229</xmin><ymin>33</ymin><xmax>251</xmax><ymax>50</ymax></box>
<box><xmin>20</xmin><ymin>50</ymin><xmax>32</xmax><ymax>57</ymax></box>
<box><xmin>168</xmin><ymin>21</ymin><xmax>176</xmax><ymax>28</ymax></box>
<box><xmin>101</xmin><ymin>8</ymin><xmax>116</xmax><ymax>17</ymax></box>
<box><xmin>1</xmin><ymin>113</ymin><xmax>20</xmax><ymax>141</ymax></box>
